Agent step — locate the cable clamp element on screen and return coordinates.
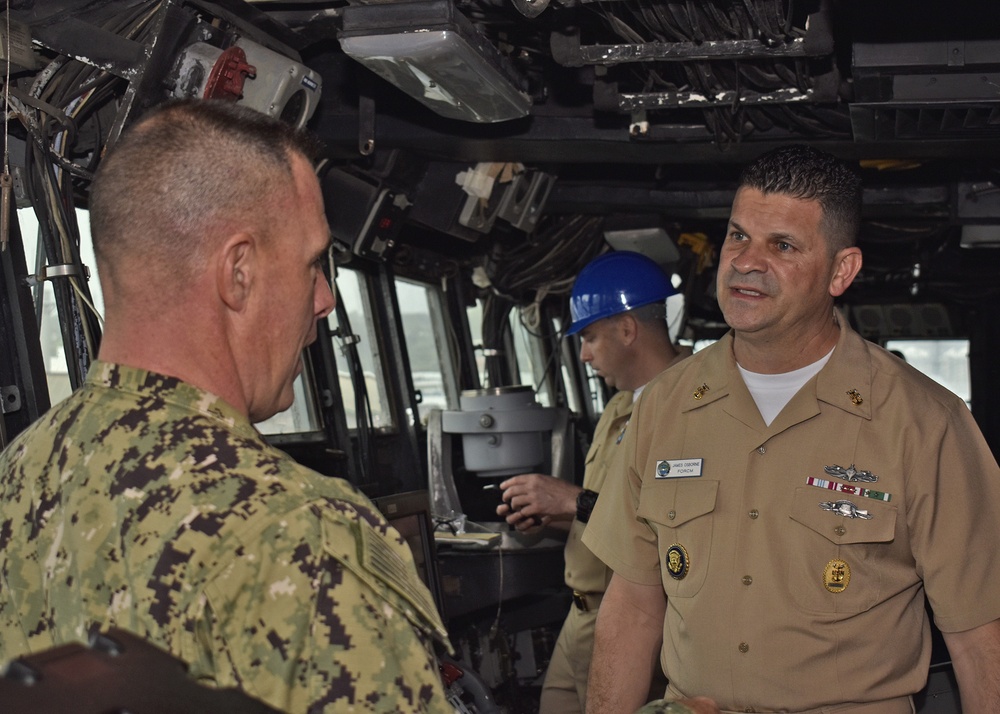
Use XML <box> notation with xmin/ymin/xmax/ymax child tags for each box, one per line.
<box><xmin>330</xmin><ymin>327</ymin><xmax>361</xmax><ymax>346</ymax></box>
<box><xmin>25</xmin><ymin>262</ymin><xmax>90</xmax><ymax>287</ymax></box>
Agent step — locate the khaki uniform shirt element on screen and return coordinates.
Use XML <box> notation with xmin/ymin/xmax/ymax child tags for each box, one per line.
<box><xmin>0</xmin><ymin>363</ymin><xmax>451</xmax><ymax>713</ymax></box>
<box><xmin>564</xmin><ymin>390</ymin><xmax>634</xmax><ymax>594</ymax></box>
<box><xmin>584</xmin><ymin>319</ymin><xmax>1000</xmax><ymax>712</ymax></box>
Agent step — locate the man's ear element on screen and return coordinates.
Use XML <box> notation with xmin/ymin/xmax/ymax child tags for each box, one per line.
<box><xmin>218</xmin><ymin>233</ymin><xmax>254</xmax><ymax>311</ymax></box>
<box><xmin>829</xmin><ymin>246</ymin><xmax>862</xmax><ymax>298</ymax></box>
<box><xmin>618</xmin><ymin>312</ymin><xmax>639</xmax><ymax>346</ymax></box>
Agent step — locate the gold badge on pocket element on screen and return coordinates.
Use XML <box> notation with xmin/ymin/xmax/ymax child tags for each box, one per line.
<box><xmin>824</xmin><ymin>558</ymin><xmax>850</xmax><ymax>593</ymax></box>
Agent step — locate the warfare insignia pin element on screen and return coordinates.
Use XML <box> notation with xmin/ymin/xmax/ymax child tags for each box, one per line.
<box><xmin>665</xmin><ymin>543</ymin><xmax>689</xmax><ymax>580</ymax></box>
<box><xmin>824</xmin><ymin>463</ymin><xmax>878</xmax><ymax>483</ymax></box>
<box><xmin>824</xmin><ymin>559</ymin><xmax>851</xmax><ymax>593</ymax></box>
<box><xmin>819</xmin><ymin>500</ymin><xmax>873</xmax><ymax>519</ymax></box>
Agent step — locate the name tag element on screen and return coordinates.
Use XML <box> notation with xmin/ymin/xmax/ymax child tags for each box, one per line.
<box><xmin>655</xmin><ymin>459</ymin><xmax>703</xmax><ymax>479</ymax></box>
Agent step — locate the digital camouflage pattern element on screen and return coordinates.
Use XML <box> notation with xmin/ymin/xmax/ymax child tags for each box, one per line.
<box><xmin>0</xmin><ymin>362</ymin><xmax>452</xmax><ymax>713</ymax></box>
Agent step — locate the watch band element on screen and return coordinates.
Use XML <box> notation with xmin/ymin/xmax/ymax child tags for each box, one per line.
<box><xmin>576</xmin><ymin>488</ymin><xmax>599</xmax><ymax>523</ymax></box>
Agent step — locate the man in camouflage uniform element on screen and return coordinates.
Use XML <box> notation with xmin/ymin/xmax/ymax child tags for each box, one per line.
<box><xmin>0</xmin><ymin>100</ymin><xmax>452</xmax><ymax>713</ymax></box>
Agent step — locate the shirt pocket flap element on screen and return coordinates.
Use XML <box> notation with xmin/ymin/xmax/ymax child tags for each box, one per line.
<box><xmin>789</xmin><ymin>487</ymin><xmax>896</xmax><ymax>545</ymax></box>
<box><xmin>637</xmin><ymin>479</ymin><xmax>719</xmax><ymax>528</ymax></box>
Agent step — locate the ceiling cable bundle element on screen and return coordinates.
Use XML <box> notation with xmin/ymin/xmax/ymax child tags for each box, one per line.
<box><xmin>4</xmin><ymin>2</ymin><xmax>163</xmax><ymax>388</ymax></box>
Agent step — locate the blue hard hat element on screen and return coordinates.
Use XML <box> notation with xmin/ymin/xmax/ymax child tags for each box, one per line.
<box><xmin>567</xmin><ymin>251</ymin><xmax>677</xmax><ymax>335</ymax></box>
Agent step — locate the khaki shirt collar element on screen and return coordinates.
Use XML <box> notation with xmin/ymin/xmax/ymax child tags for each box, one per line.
<box><xmin>816</xmin><ymin>308</ymin><xmax>873</xmax><ymax>420</ymax></box>
<box><xmin>680</xmin><ymin>308</ymin><xmax>873</xmax><ymax>426</ymax></box>
<box><xmin>679</xmin><ymin>333</ymin><xmax>734</xmax><ymax>414</ymax></box>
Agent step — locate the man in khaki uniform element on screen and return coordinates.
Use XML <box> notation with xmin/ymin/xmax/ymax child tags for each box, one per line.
<box><xmin>0</xmin><ymin>100</ymin><xmax>451</xmax><ymax>713</ymax></box>
<box><xmin>497</xmin><ymin>251</ymin><xmax>688</xmax><ymax>714</ymax></box>
<box><xmin>585</xmin><ymin>145</ymin><xmax>1000</xmax><ymax>714</ymax></box>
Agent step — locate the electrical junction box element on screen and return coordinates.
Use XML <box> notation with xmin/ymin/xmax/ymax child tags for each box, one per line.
<box><xmin>322</xmin><ymin>169</ymin><xmax>409</xmax><ymax>260</ymax></box>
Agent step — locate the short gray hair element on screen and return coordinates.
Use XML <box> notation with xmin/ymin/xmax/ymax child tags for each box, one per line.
<box><xmin>89</xmin><ymin>99</ymin><xmax>319</xmax><ymax>282</ymax></box>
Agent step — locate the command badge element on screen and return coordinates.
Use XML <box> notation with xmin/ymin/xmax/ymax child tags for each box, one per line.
<box><xmin>665</xmin><ymin>544</ymin><xmax>689</xmax><ymax>580</ymax></box>
<box><xmin>824</xmin><ymin>559</ymin><xmax>851</xmax><ymax>593</ymax></box>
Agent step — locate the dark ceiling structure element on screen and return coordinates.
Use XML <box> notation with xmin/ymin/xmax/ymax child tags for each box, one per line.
<box><xmin>6</xmin><ymin>0</ymin><xmax>1000</xmax><ymax>341</ymax></box>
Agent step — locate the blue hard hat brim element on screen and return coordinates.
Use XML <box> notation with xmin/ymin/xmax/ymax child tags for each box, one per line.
<box><xmin>566</xmin><ymin>296</ymin><xmax>667</xmax><ymax>335</ymax></box>
<box><xmin>566</xmin><ymin>251</ymin><xmax>677</xmax><ymax>335</ymax></box>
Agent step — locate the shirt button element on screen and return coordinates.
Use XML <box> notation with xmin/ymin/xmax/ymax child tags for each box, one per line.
<box><xmin>757</xmin><ymin>446</ymin><xmax>766</xmax><ymax>454</ymax></box>
<box><xmin>834</xmin><ymin>526</ymin><xmax>846</xmax><ymax>536</ymax></box>
<box><xmin>668</xmin><ymin>510</ymin><xmax>676</xmax><ymax>520</ymax></box>
<box><xmin>742</xmin><ymin>575</ymin><xmax>753</xmax><ymax>586</ymax></box>
<box><xmin>744</xmin><ymin>708</ymin><xmax>756</xmax><ymax>713</ymax></box>
<box><xmin>749</xmin><ymin>509</ymin><xmax>759</xmax><ymax>519</ymax></box>
<box><xmin>739</xmin><ymin>642</ymin><xmax>750</xmax><ymax>653</ymax></box>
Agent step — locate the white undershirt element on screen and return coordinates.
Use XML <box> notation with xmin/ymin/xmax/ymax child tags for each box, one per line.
<box><xmin>738</xmin><ymin>348</ymin><xmax>834</xmax><ymax>426</ymax></box>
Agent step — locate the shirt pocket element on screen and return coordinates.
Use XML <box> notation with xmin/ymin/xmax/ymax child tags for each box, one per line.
<box><xmin>584</xmin><ymin>428</ymin><xmax>627</xmax><ymax>493</ymax></box>
<box><xmin>636</xmin><ymin>479</ymin><xmax>718</xmax><ymax>597</ymax></box>
<box><xmin>787</xmin><ymin>486</ymin><xmax>897</xmax><ymax>614</ymax></box>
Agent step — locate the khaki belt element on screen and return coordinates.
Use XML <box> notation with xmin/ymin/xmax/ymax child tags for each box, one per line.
<box><xmin>571</xmin><ymin>590</ymin><xmax>604</xmax><ymax>612</ymax></box>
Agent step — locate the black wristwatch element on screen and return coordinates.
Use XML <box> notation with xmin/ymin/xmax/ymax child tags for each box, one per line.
<box><xmin>576</xmin><ymin>489</ymin><xmax>599</xmax><ymax>523</ymax></box>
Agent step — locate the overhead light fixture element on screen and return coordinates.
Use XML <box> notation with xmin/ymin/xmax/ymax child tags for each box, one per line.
<box><xmin>960</xmin><ymin>225</ymin><xmax>1000</xmax><ymax>248</ymax></box>
<box><xmin>339</xmin><ymin>0</ymin><xmax>531</xmax><ymax>123</ymax></box>
<box><xmin>603</xmin><ymin>214</ymin><xmax>681</xmax><ymax>265</ymax></box>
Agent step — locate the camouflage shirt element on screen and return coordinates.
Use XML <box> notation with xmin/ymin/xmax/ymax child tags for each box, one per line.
<box><xmin>0</xmin><ymin>362</ymin><xmax>452</xmax><ymax>713</ymax></box>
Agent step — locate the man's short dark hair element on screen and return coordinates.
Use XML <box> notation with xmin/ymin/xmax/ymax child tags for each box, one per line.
<box><xmin>626</xmin><ymin>302</ymin><xmax>667</xmax><ymax>328</ymax></box>
<box><xmin>738</xmin><ymin>145</ymin><xmax>862</xmax><ymax>253</ymax></box>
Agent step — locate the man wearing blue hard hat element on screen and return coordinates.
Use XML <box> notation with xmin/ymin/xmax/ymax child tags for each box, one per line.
<box><xmin>497</xmin><ymin>250</ymin><xmax>691</xmax><ymax>714</ymax></box>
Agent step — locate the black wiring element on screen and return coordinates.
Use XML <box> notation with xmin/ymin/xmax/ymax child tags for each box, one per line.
<box><xmin>8</xmin><ymin>2</ymin><xmax>163</xmax><ymax>389</ymax></box>
<box><xmin>485</xmin><ymin>215</ymin><xmax>604</xmax><ymax>300</ymax></box>
<box><xmin>594</xmin><ymin>0</ymin><xmax>847</xmax><ymax>142</ymax></box>
<box><xmin>332</xmin><ymin>294</ymin><xmax>377</xmax><ymax>488</ymax></box>
<box><xmin>476</xmin><ymin>216</ymin><xmax>605</xmax><ymax>390</ymax></box>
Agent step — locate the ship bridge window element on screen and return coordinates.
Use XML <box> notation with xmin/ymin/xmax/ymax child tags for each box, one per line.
<box><xmin>553</xmin><ymin>316</ymin><xmax>582</xmax><ymax>416</ymax></box>
<box><xmin>257</xmin><ymin>371</ymin><xmax>322</xmax><ymax>435</ymax></box>
<box><xmin>583</xmin><ymin>362</ymin><xmax>609</xmax><ymax>415</ymax></box>
<box><xmin>18</xmin><ymin>208</ymin><xmax>100</xmax><ymax>406</ymax></box>
<box><xmin>330</xmin><ymin>267</ymin><xmax>392</xmax><ymax>429</ymax></box>
<box><xmin>466</xmin><ymin>297</ymin><xmax>573</xmax><ymax>409</ymax></box>
<box><xmin>467</xmin><ymin>299</ymin><xmax>487</xmax><ymax>387</ymax></box>
<box><xmin>18</xmin><ymin>207</ymin><xmax>321</xmax><ymax>433</ymax></box>
<box><xmin>510</xmin><ymin>308</ymin><xmax>552</xmax><ymax>407</ymax></box>
<box><xmin>394</xmin><ymin>278</ymin><xmax>457</xmax><ymax>425</ymax></box>
<box><xmin>884</xmin><ymin>339</ymin><xmax>971</xmax><ymax>408</ymax></box>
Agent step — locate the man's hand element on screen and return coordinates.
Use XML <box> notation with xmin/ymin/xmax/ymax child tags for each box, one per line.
<box><xmin>496</xmin><ymin>473</ymin><xmax>581</xmax><ymax>531</ymax></box>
